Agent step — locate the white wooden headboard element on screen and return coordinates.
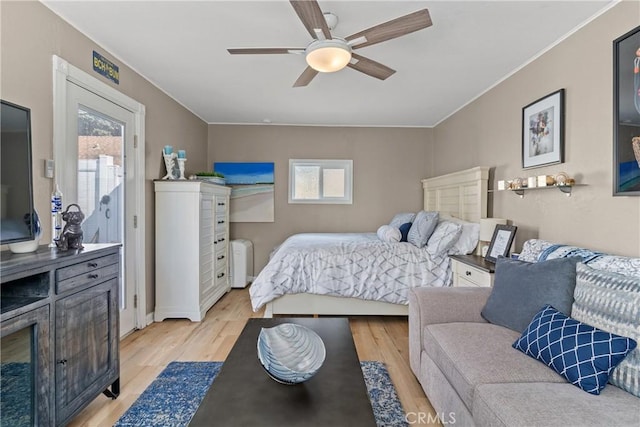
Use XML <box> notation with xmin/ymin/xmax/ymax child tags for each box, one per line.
<box><xmin>422</xmin><ymin>166</ymin><xmax>489</xmax><ymax>223</ymax></box>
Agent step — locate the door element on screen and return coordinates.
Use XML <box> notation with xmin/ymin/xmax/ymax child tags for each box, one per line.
<box><xmin>65</xmin><ymin>82</ymin><xmax>136</xmax><ymax>336</ymax></box>
<box><xmin>55</xmin><ymin>279</ymin><xmax>119</xmax><ymax>424</ymax></box>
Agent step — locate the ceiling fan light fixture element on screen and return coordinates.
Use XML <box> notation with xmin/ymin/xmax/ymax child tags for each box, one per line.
<box><xmin>305</xmin><ymin>39</ymin><xmax>352</xmax><ymax>73</ymax></box>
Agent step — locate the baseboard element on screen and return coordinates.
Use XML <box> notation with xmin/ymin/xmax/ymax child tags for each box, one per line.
<box><xmin>146</xmin><ymin>312</ymin><xmax>155</xmax><ymax>326</ymax></box>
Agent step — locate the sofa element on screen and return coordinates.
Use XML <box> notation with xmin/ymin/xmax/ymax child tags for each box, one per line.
<box><xmin>409</xmin><ymin>239</ymin><xmax>640</xmax><ymax>426</ymax></box>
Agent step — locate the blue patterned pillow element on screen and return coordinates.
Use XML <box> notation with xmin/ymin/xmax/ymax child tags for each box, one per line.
<box><xmin>407</xmin><ymin>211</ymin><xmax>439</xmax><ymax>248</ymax></box>
<box><xmin>425</xmin><ymin>221</ymin><xmax>462</xmax><ymax>256</ymax></box>
<box><xmin>389</xmin><ymin>212</ymin><xmax>416</xmax><ymax>229</ymax></box>
<box><xmin>399</xmin><ymin>222</ymin><xmax>412</xmax><ymax>242</ymax></box>
<box><xmin>513</xmin><ymin>305</ymin><xmax>637</xmax><ymax>395</ymax></box>
<box><xmin>572</xmin><ymin>263</ymin><xmax>640</xmax><ymax>397</ymax></box>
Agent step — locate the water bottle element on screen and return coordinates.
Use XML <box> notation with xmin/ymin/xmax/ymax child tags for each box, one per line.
<box><xmin>49</xmin><ymin>184</ymin><xmax>63</xmax><ymax>247</ymax></box>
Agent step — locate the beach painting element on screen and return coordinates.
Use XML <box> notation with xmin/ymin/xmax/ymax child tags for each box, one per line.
<box><xmin>214</xmin><ymin>162</ymin><xmax>274</xmax><ymax>222</ymax></box>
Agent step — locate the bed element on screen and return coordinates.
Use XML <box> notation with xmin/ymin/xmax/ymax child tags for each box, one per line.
<box><xmin>251</xmin><ymin>166</ymin><xmax>489</xmax><ymax>318</ymax></box>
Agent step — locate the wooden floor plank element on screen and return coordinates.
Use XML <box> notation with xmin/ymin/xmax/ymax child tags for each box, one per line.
<box><xmin>67</xmin><ymin>288</ymin><xmax>439</xmax><ymax>426</ymax></box>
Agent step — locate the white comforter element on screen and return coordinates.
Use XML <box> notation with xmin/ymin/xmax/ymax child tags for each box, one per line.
<box><xmin>249</xmin><ymin>233</ymin><xmax>453</xmax><ymax>311</ymax></box>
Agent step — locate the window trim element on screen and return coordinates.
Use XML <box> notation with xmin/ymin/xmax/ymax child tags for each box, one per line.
<box><xmin>288</xmin><ymin>159</ymin><xmax>353</xmax><ymax>204</ymax></box>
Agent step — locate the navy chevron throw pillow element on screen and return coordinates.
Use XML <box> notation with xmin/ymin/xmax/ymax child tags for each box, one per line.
<box><xmin>513</xmin><ymin>305</ymin><xmax>637</xmax><ymax>395</ymax></box>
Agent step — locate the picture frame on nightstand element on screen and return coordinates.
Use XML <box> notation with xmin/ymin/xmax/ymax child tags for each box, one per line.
<box><xmin>484</xmin><ymin>224</ymin><xmax>517</xmax><ymax>263</ymax></box>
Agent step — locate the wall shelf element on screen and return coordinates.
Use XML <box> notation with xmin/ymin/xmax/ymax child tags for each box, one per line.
<box><xmin>490</xmin><ymin>184</ymin><xmax>586</xmax><ymax>198</ymax></box>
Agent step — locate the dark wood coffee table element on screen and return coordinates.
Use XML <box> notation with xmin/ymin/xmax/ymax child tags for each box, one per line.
<box><xmin>189</xmin><ymin>318</ymin><xmax>377</xmax><ymax>426</ymax></box>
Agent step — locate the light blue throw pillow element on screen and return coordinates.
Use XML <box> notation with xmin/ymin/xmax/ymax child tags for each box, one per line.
<box><xmin>481</xmin><ymin>257</ymin><xmax>580</xmax><ymax>333</ymax></box>
<box><xmin>572</xmin><ymin>263</ymin><xmax>640</xmax><ymax>397</ymax></box>
<box><xmin>389</xmin><ymin>212</ymin><xmax>416</xmax><ymax>229</ymax></box>
<box><xmin>407</xmin><ymin>211</ymin><xmax>439</xmax><ymax>248</ymax></box>
<box><xmin>513</xmin><ymin>305</ymin><xmax>637</xmax><ymax>395</ymax></box>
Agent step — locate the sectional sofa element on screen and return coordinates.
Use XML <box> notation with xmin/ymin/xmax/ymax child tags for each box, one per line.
<box><xmin>409</xmin><ymin>240</ymin><xmax>640</xmax><ymax>426</ymax></box>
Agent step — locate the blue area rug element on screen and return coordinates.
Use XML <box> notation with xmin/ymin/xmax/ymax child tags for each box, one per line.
<box><xmin>115</xmin><ymin>361</ymin><xmax>407</xmax><ymax>427</ymax></box>
<box><xmin>1</xmin><ymin>362</ymin><xmax>32</xmax><ymax>427</ymax></box>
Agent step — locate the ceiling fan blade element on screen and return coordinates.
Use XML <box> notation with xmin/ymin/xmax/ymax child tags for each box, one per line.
<box><xmin>293</xmin><ymin>67</ymin><xmax>319</xmax><ymax>87</ymax></box>
<box><xmin>347</xmin><ymin>53</ymin><xmax>396</xmax><ymax>80</ymax></box>
<box><xmin>290</xmin><ymin>0</ymin><xmax>332</xmax><ymax>40</ymax></box>
<box><xmin>346</xmin><ymin>9</ymin><xmax>432</xmax><ymax>49</ymax></box>
<box><xmin>227</xmin><ymin>48</ymin><xmax>304</xmax><ymax>55</ymax></box>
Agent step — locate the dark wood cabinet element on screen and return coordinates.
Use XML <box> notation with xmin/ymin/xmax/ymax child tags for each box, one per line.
<box><xmin>55</xmin><ymin>278</ymin><xmax>119</xmax><ymax>425</ymax></box>
<box><xmin>0</xmin><ymin>244</ymin><xmax>120</xmax><ymax>426</ymax></box>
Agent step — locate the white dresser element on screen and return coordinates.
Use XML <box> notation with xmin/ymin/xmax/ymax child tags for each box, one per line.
<box><xmin>154</xmin><ymin>180</ymin><xmax>231</xmax><ymax>321</ymax></box>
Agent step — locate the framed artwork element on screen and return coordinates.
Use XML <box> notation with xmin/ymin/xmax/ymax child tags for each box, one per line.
<box><xmin>522</xmin><ymin>89</ymin><xmax>565</xmax><ymax>169</ymax></box>
<box><xmin>613</xmin><ymin>25</ymin><xmax>640</xmax><ymax>196</ymax></box>
<box><xmin>213</xmin><ymin>162</ymin><xmax>275</xmax><ymax>222</ymax></box>
<box><xmin>484</xmin><ymin>225</ymin><xmax>517</xmax><ymax>263</ymax></box>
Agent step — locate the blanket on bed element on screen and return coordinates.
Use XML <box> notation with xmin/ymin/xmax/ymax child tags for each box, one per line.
<box><xmin>249</xmin><ymin>233</ymin><xmax>452</xmax><ymax>311</ymax></box>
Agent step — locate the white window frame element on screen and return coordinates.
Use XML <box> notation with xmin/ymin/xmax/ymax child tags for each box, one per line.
<box><xmin>288</xmin><ymin>159</ymin><xmax>353</xmax><ymax>204</ymax></box>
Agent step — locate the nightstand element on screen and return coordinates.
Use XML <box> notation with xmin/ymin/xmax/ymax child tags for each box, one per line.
<box><xmin>450</xmin><ymin>254</ymin><xmax>495</xmax><ymax>287</ymax></box>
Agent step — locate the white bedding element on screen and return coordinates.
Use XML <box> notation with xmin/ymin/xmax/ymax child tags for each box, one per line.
<box><xmin>249</xmin><ymin>232</ymin><xmax>453</xmax><ymax>311</ymax></box>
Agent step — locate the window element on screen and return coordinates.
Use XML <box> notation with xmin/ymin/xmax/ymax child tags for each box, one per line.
<box><xmin>289</xmin><ymin>159</ymin><xmax>353</xmax><ymax>204</ymax></box>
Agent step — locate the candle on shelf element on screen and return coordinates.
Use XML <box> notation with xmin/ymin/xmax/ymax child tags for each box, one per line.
<box><xmin>178</xmin><ymin>150</ymin><xmax>186</xmax><ymax>159</ymax></box>
<box><xmin>164</xmin><ymin>145</ymin><xmax>173</xmax><ymax>155</ymax></box>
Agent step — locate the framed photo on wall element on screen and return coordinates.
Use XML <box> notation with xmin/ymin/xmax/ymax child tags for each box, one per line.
<box><xmin>522</xmin><ymin>89</ymin><xmax>565</xmax><ymax>169</ymax></box>
<box><xmin>613</xmin><ymin>25</ymin><xmax>640</xmax><ymax>196</ymax></box>
<box><xmin>484</xmin><ymin>225</ymin><xmax>517</xmax><ymax>263</ymax></box>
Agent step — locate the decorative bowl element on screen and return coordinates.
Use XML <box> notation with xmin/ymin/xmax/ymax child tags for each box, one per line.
<box><xmin>257</xmin><ymin>323</ymin><xmax>326</xmax><ymax>384</ymax></box>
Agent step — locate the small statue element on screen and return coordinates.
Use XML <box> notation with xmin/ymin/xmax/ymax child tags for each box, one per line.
<box><xmin>56</xmin><ymin>204</ymin><xmax>85</xmax><ymax>251</ymax></box>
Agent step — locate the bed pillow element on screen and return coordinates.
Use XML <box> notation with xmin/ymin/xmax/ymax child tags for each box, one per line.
<box><xmin>399</xmin><ymin>222</ymin><xmax>412</xmax><ymax>242</ymax></box>
<box><xmin>376</xmin><ymin>225</ymin><xmax>401</xmax><ymax>243</ymax></box>
<box><xmin>481</xmin><ymin>256</ymin><xmax>581</xmax><ymax>332</ymax></box>
<box><xmin>440</xmin><ymin>215</ymin><xmax>480</xmax><ymax>255</ymax></box>
<box><xmin>389</xmin><ymin>212</ymin><xmax>416</xmax><ymax>229</ymax></box>
<box><xmin>513</xmin><ymin>305</ymin><xmax>637</xmax><ymax>395</ymax></box>
<box><xmin>425</xmin><ymin>221</ymin><xmax>462</xmax><ymax>256</ymax></box>
<box><xmin>407</xmin><ymin>211</ymin><xmax>439</xmax><ymax>248</ymax></box>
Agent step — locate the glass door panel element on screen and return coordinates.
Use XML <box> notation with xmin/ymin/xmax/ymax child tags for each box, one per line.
<box><xmin>76</xmin><ymin>107</ymin><xmax>124</xmax><ymax>245</ymax></box>
<box><xmin>0</xmin><ymin>328</ymin><xmax>34</xmax><ymax>426</ymax></box>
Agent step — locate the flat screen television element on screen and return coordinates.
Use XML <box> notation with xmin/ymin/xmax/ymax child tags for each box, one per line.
<box><xmin>1</xmin><ymin>99</ymin><xmax>36</xmax><ymax>245</ymax></box>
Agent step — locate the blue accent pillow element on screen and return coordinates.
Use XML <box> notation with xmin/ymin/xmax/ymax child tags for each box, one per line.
<box><xmin>407</xmin><ymin>211</ymin><xmax>439</xmax><ymax>248</ymax></box>
<box><xmin>513</xmin><ymin>305</ymin><xmax>637</xmax><ymax>395</ymax></box>
<box><xmin>481</xmin><ymin>257</ymin><xmax>580</xmax><ymax>333</ymax></box>
<box><xmin>399</xmin><ymin>222</ymin><xmax>412</xmax><ymax>242</ymax></box>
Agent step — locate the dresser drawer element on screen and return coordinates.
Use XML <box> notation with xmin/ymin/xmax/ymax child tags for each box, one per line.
<box><xmin>215</xmin><ymin>265</ymin><xmax>227</xmax><ymax>282</ymax></box>
<box><xmin>455</xmin><ymin>263</ymin><xmax>492</xmax><ymax>287</ymax></box>
<box><xmin>215</xmin><ymin>249</ymin><xmax>227</xmax><ymax>264</ymax></box>
<box><xmin>214</xmin><ymin>234</ymin><xmax>227</xmax><ymax>250</ymax></box>
<box><xmin>456</xmin><ymin>275</ymin><xmax>484</xmax><ymax>287</ymax></box>
<box><xmin>56</xmin><ymin>254</ymin><xmax>120</xmax><ymax>282</ymax></box>
<box><xmin>215</xmin><ymin>214</ymin><xmax>227</xmax><ymax>230</ymax></box>
<box><xmin>56</xmin><ymin>262</ymin><xmax>119</xmax><ymax>294</ymax></box>
<box><xmin>215</xmin><ymin>199</ymin><xmax>227</xmax><ymax>213</ymax></box>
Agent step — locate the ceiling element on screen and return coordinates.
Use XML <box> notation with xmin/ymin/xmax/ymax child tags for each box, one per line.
<box><xmin>41</xmin><ymin>1</ymin><xmax>614</xmax><ymax>127</ymax></box>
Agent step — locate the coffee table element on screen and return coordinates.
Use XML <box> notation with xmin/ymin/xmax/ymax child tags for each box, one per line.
<box><xmin>189</xmin><ymin>318</ymin><xmax>377</xmax><ymax>426</ymax></box>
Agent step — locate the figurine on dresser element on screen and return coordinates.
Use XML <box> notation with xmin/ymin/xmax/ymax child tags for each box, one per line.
<box><xmin>56</xmin><ymin>204</ymin><xmax>85</xmax><ymax>251</ymax></box>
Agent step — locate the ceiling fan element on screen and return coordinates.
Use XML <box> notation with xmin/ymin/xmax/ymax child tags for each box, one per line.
<box><xmin>227</xmin><ymin>1</ymin><xmax>432</xmax><ymax>87</ymax></box>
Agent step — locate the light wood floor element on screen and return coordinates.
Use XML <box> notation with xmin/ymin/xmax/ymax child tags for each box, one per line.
<box><xmin>69</xmin><ymin>288</ymin><xmax>439</xmax><ymax>426</ymax></box>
